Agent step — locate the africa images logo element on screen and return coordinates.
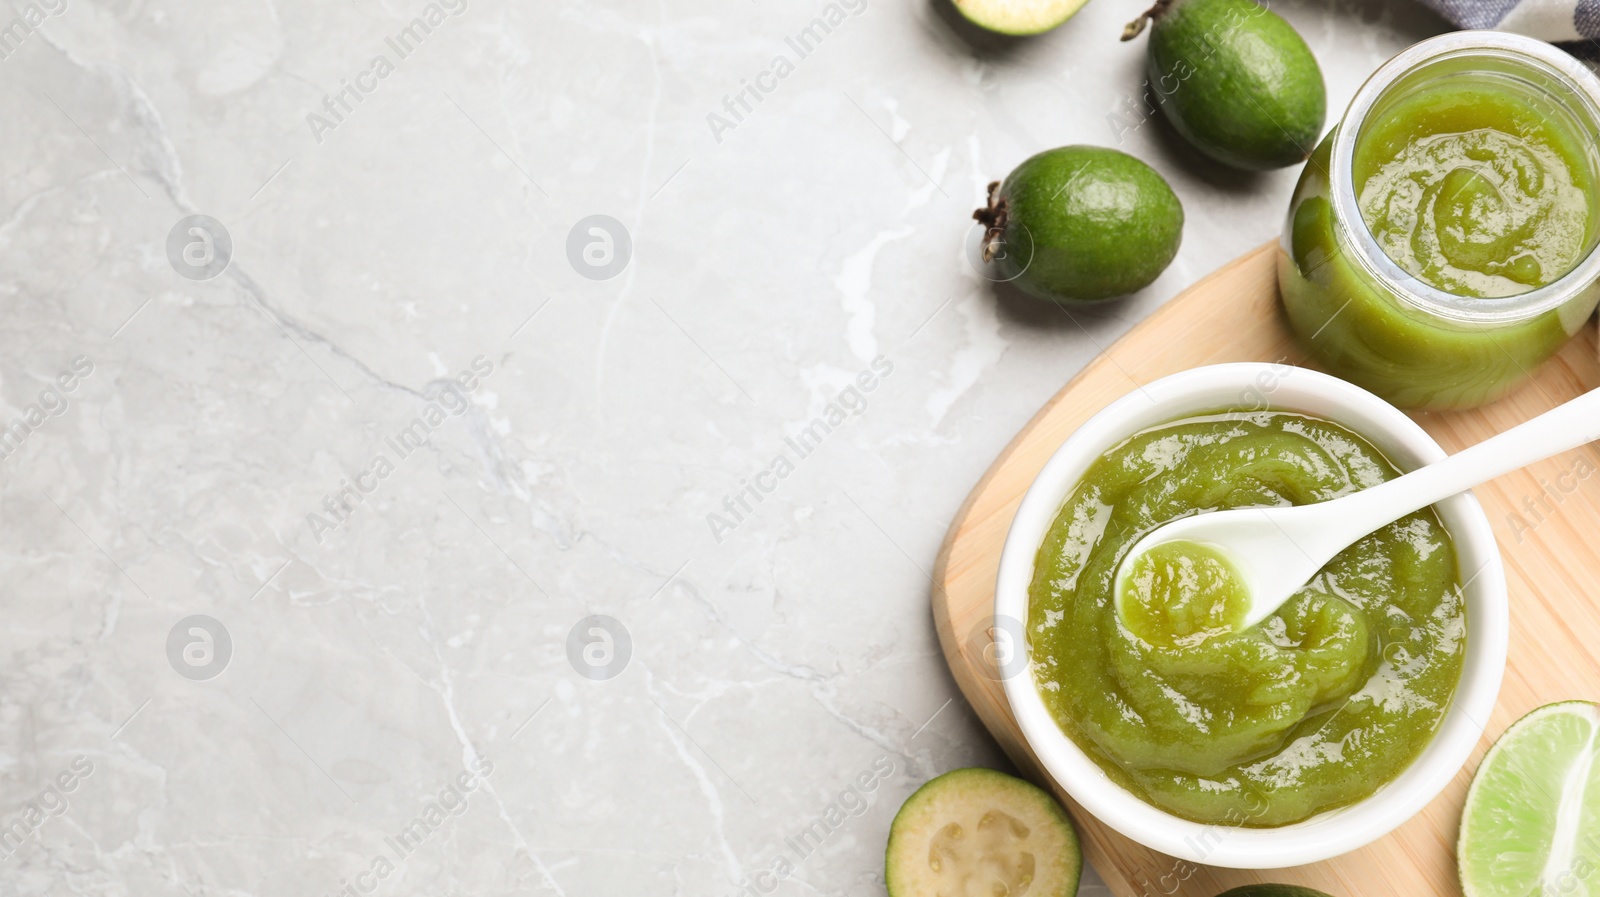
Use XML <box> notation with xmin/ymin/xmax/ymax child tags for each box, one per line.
<box><xmin>323</xmin><ymin>757</ymin><xmax>495</xmax><ymax>897</ymax></box>
<box><xmin>166</xmin><ymin>615</ymin><xmax>232</xmax><ymax>681</ymax></box>
<box><xmin>567</xmin><ymin>615</ymin><xmax>631</xmax><ymax>681</ymax></box>
<box><xmin>0</xmin><ymin>756</ymin><xmax>94</xmax><ymax>860</ymax></box>
<box><xmin>565</xmin><ymin>215</ymin><xmax>632</xmax><ymax>281</ymax></box>
<box><xmin>166</xmin><ymin>215</ymin><xmax>232</xmax><ymax>281</ymax></box>
<box><xmin>704</xmin><ymin>0</ymin><xmax>868</xmax><ymax>144</ymax></box>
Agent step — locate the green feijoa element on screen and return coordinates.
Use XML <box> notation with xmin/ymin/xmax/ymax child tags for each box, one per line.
<box><xmin>1123</xmin><ymin>0</ymin><xmax>1326</xmax><ymax>171</ymax></box>
<box><xmin>950</xmin><ymin>0</ymin><xmax>1093</xmax><ymax>36</ymax></box>
<box><xmin>974</xmin><ymin>146</ymin><xmax>1183</xmax><ymax>303</ymax></box>
<box><xmin>886</xmin><ymin>768</ymin><xmax>1080</xmax><ymax>897</ymax></box>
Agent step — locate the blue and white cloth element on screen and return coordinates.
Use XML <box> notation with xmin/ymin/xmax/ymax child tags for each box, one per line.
<box><xmin>1419</xmin><ymin>0</ymin><xmax>1600</xmax><ymax>44</ymax></box>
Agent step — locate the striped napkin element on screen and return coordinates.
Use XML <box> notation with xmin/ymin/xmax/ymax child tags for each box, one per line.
<box><xmin>1418</xmin><ymin>0</ymin><xmax>1600</xmax><ymax>44</ymax></box>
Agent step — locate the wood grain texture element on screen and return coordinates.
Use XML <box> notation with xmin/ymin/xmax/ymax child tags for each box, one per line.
<box><xmin>932</xmin><ymin>241</ymin><xmax>1600</xmax><ymax>897</ymax></box>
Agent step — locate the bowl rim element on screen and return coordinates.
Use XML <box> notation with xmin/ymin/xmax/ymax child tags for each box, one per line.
<box><xmin>995</xmin><ymin>362</ymin><xmax>1508</xmax><ymax>868</ymax></box>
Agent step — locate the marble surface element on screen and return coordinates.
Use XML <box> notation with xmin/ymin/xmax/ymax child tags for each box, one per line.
<box><xmin>0</xmin><ymin>1</ymin><xmax>1456</xmax><ymax>895</ymax></box>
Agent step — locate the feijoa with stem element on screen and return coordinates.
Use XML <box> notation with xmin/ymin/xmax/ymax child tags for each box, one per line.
<box><xmin>975</xmin><ymin>146</ymin><xmax>1184</xmax><ymax>303</ymax></box>
<box><xmin>1123</xmin><ymin>0</ymin><xmax>1326</xmax><ymax>170</ymax></box>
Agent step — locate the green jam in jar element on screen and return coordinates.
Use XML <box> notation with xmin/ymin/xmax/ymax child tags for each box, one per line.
<box><xmin>1355</xmin><ymin>77</ymin><xmax>1595</xmax><ymax>297</ymax></box>
<box><xmin>1027</xmin><ymin>411</ymin><xmax>1465</xmax><ymax>826</ymax></box>
<box><xmin>1279</xmin><ymin>34</ymin><xmax>1600</xmax><ymax>411</ymax></box>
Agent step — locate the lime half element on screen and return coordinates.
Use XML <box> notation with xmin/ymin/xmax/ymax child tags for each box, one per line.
<box><xmin>1460</xmin><ymin>701</ymin><xmax>1600</xmax><ymax>897</ymax></box>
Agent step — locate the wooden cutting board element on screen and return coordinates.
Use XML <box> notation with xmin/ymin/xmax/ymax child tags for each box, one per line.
<box><xmin>932</xmin><ymin>241</ymin><xmax>1600</xmax><ymax>897</ymax></box>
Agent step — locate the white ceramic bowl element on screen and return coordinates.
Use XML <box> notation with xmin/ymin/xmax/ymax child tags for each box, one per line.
<box><xmin>996</xmin><ymin>363</ymin><xmax>1507</xmax><ymax>869</ymax></box>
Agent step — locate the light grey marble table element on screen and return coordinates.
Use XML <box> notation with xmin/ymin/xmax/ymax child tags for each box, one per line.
<box><xmin>0</xmin><ymin>1</ymin><xmax>1450</xmax><ymax>895</ymax></box>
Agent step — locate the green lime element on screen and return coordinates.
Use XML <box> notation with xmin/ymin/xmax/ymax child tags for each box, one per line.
<box><xmin>950</xmin><ymin>0</ymin><xmax>1093</xmax><ymax>36</ymax></box>
<box><xmin>975</xmin><ymin>146</ymin><xmax>1183</xmax><ymax>303</ymax></box>
<box><xmin>886</xmin><ymin>768</ymin><xmax>1080</xmax><ymax>897</ymax></box>
<box><xmin>1123</xmin><ymin>0</ymin><xmax>1326</xmax><ymax>170</ymax></box>
<box><xmin>1459</xmin><ymin>701</ymin><xmax>1600</xmax><ymax>897</ymax></box>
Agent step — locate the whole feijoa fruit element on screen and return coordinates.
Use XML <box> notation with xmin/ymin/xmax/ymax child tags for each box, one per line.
<box><xmin>951</xmin><ymin>0</ymin><xmax>1093</xmax><ymax>36</ymax></box>
<box><xmin>974</xmin><ymin>145</ymin><xmax>1183</xmax><ymax>303</ymax></box>
<box><xmin>1123</xmin><ymin>0</ymin><xmax>1326</xmax><ymax>170</ymax></box>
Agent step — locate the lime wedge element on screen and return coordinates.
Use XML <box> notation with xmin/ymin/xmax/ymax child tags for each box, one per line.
<box><xmin>1460</xmin><ymin>701</ymin><xmax>1600</xmax><ymax>897</ymax></box>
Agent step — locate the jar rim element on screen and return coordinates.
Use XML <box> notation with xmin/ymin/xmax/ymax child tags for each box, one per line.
<box><xmin>1328</xmin><ymin>30</ymin><xmax>1600</xmax><ymax>326</ymax></box>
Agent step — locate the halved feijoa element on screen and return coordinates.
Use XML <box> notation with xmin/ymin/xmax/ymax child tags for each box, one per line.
<box><xmin>886</xmin><ymin>767</ymin><xmax>1080</xmax><ymax>897</ymax></box>
<box><xmin>951</xmin><ymin>0</ymin><xmax>1093</xmax><ymax>36</ymax></box>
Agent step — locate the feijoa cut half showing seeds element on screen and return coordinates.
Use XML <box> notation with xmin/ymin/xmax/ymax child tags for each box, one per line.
<box><xmin>975</xmin><ymin>145</ymin><xmax>1183</xmax><ymax>303</ymax></box>
<box><xmin>1124</xmin><ymin>0</ymin><xmax>1326</xmax><ymax>170</ymax></box>
<box><xmin>951</xmin><ymin>0</ymin><xmax>1093</xmax><ymax>36</ymax></box>
<box><xmin>886</xmin><ymin>767</ymin><xmax>1080</xmax><ymax>897</ymax></box>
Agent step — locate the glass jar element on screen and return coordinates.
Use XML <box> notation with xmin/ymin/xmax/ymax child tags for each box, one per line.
<box><xmin>1278</xmin><ymin>31</ymin><xmax>1600</xmax><ymax>411</ymax></box>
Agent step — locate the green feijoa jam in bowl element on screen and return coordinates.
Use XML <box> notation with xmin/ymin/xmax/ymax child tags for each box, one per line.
<box><xmin>995</xmin><ymin>364</ymin><xmax>1507</xmax><ymax>868</ymax></box>
<box><xmin>1032</xmin><ymin>410</ymin><xmax>1462</xmax><ymax>826</ymax></box>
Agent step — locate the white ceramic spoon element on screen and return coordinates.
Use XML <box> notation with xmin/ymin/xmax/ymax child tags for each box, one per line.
<box><xmin>1114</xmin><ymin>388</ymin><xmax>1600</xmax><ymax>630</ymax></box>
